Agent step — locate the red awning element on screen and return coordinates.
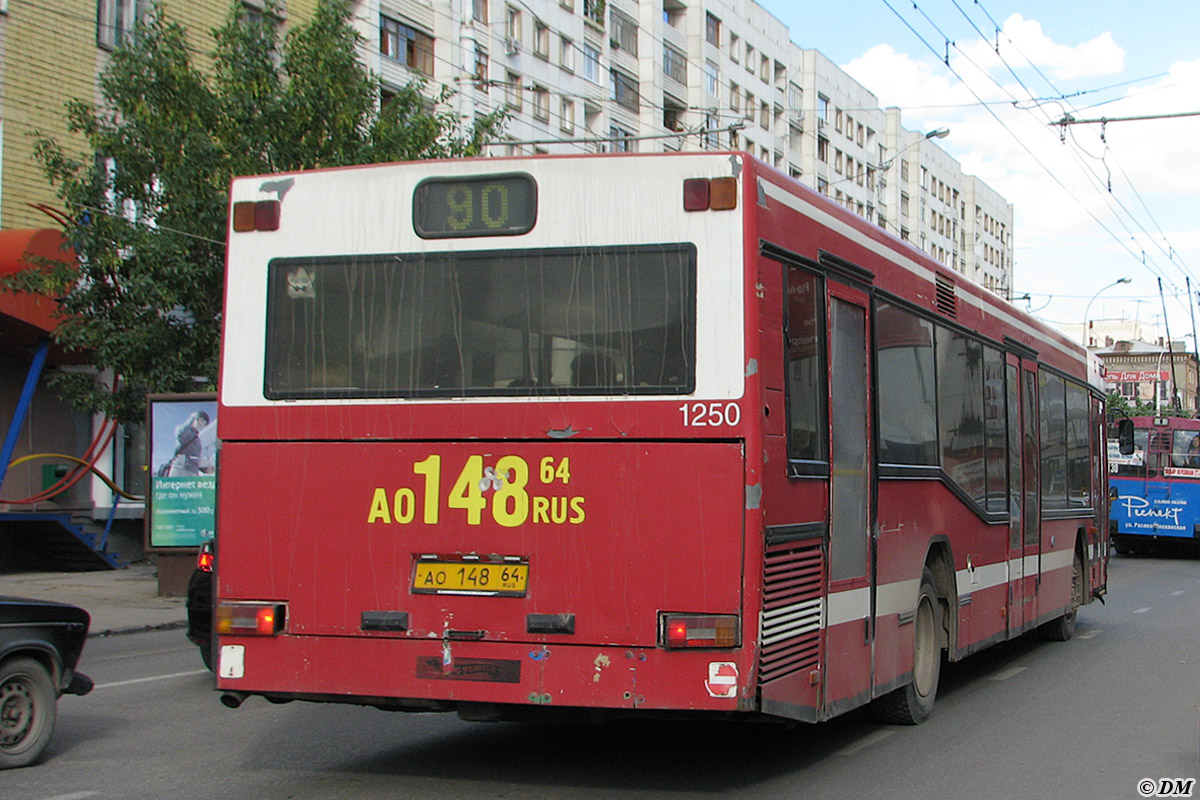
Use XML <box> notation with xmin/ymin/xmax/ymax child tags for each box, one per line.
<box><xmin>0</xmin><ymin>228</ymin><xmax>83</xmax><ymax>364</ymax></box>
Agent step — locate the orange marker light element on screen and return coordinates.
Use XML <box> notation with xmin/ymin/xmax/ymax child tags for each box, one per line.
<box><xmin>710</xmin><ymin>177</ymin><xmax>738</xmax><ymax>210</ymax></box>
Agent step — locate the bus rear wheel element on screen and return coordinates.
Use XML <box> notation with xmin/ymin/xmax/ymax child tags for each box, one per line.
<box><xmin>870</xmin><ymin>568</ymin><xmax>941</xmax><ymax>725</ymax></box>
<box><xmin>1038</xmin><ymin>551</ymin><xmax>1083</xmax><ymax>642</ymax></box>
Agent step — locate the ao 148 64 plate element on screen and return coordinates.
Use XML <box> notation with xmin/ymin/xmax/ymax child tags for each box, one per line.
<box><xmin>412</xmin><ymin>560</ymin><xmax>528</xmax><ymax>596</ymax></box>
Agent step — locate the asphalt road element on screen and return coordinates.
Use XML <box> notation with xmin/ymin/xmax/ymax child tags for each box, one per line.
<box><xmin>2</xmin><ymin>551</ymin><xmax>1197</xmax><ymax>800</ymax></box>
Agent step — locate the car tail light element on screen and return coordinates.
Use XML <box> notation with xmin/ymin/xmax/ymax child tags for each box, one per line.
<box><xmin>196</xmin><ymin>547</ymin><xmax>214</xmax><ymax>573</ymax></box>
<box><xmin>660</xmin><ymin>613</ymin><xmax>739</xmax><ymax>648</ymax></box>
<box><xmin>215</xmin><ymin>602</ymin><xmax>286</xmax><ymax>636</ymax></box>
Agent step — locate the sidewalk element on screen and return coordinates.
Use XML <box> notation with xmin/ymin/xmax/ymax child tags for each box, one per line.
<box><xmin>0</xmin><ymin>563</ymin><xmax>187</xmax><ymax>636</ymax></box>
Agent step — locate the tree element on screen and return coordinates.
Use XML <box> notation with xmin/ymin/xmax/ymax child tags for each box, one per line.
<box><xmin>13</xmin><ymin>0</ymin><xmax>502</xmax><ymax>421</ymax></box>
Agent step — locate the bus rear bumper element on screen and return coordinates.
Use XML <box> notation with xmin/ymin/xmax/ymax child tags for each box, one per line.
<box><xmin>214</xmin><ymin>634</ymin><xmax>754</xmax><ymax>715</ymax></box>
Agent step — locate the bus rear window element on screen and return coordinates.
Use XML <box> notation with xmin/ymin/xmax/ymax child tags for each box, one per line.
<box><xmin>264</xmin><ymin>244</ymin><xmax>696</xmax><ymax>399</ymax></box>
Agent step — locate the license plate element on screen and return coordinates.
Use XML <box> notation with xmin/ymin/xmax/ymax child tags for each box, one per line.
<box><xmin>412</xmin><ymin>560</ymin><xmax>529</xmax><ymax>596</ymax></box>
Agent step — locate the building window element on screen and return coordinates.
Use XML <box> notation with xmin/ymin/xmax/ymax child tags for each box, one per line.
<box><xmin>704</xmin><ymin>113</ymin><xmax>720</xmax><ymax>149</ymax></box>
<box><xmin>584</xmin><ymin>0</ymin><xmax>604</xmax><ymax>26</ymax></box>
<box><xmin>561</xmin><ymin>98</ymin><xmax>575</xmax><ymax>133</ymax></box>
<box><xmin>704</xmin><ymin>60</ymin><xmax>719</xmax><ymax>97</ymax></box>
<box><xmin>472</xmin><ymin>0</ymin><xmax>487</xmax><ymax>23</ymax></box>
<box><xmin>506</xmin><ymin>6</ymin><xmax>521</xmax><ymax>44</ymax></box>
<box><xmin>611</xmin><ymin>10</ymin><xmax>637</xmax><ymax>54</ymax></box>
<box><xmin>817</xmin><ymin>137</ymin><xmax>829</xmax><ymax>163</ymax></box>
<box><xmin>663</xmin><ymin>99</ymin><xmax>686</xmax><ymax>132</ymax></box>
<box><xmin>505</xmin><ymin>70</ymin><xmax>523</xmax><ymax>111</ymax></box>
<box><xmin>560</xmin><ymin>36</ymin><xmax>575</xmax><ymax>72</ymax></box>
<box><xmin>532</xmin><ymin>86</ymin><xmax>550</xmax><ymax>121</ymax></box>
<box><xmin>534</xmin><ymin>21</ymin><xmax>550</xmax><ymax>59</ymax></box>
<box><xmin>609</xmin><ymin>125</ymin><xmax>635</xmax><ymax>152</ymax></box>
<box><xmin>610</xmin><ymin>68</ymin><xmax>639</xmax><ymax>112</ymax></box>
<box><xmin>835</xmin><ymin>109</ymin><xmax>843</xmax><ymax>134</ymax></box>
<box><xmin>472</xmin><ymin>46</ymin><xmax>489</xmax><ymax>83</ymax></box>
<box><xmin>744</xmin><ymin>91</ymin><xmax>755</xmax><ymax>121</ymax></box>
<box><xmin>729</xmin><ymin>32</ymin><xmax>739</xmax><ymax>62</ymax></box>
<box><xmin>706</xmin><ymin>12</ymin><xmax>720</xmax><ymax>47</ymax></box>
<box><xmin>381</xmin><ymin>15</ymin><xmax>434</xmax><ymax>75</ymax></box>
<box><xmin>663</xmin><ymin>0</ymin><xmax>685</xmax><ymax>29</ymax></box>
<box><xmin>759</xmin><ymin>101</ymin><xmax>769</xmax><ymax>131</ymax></box>
<box><xmin>97</xmin><ymin>0</ymin><xmax>144</xmax><ymax>49</ymax></box>
<box><xmin>760</xmin><ymin>54</ymin><xmax>769</xmax><ymax>81</ymax></box>
<box><xmin>788</xmin><ymin>83</ymin><xmax>802</xmax><ymax>112</ymax></box>
<box><xmin>730</xmin><ymin>82</ymin><xmax>740</xmax><ymax>113</ymax></box>
<box><xmin>663</xmin><ymin>44</ymin><xmax>687</xmax><ymax>84</ymax></box>
<box><xmin>582</xmin><ymin>43</ymin><xmax>601</xmax><ymax>83</ymax></box>
<box><xmin>817</xmin><ymin>177</ymin><xmax>829</xmax><ymax>195</ymax></box>
<box><xmin>745</xmin><ymin>43</ymin><xmax>754</xmax><ymax>70</ymax></box>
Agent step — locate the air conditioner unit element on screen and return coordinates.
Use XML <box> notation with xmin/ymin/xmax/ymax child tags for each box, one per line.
<box><xmin>504</xmin><ymin>37</ymin><xmax>520</xmax><ymax>55</ymax></box>
<box><xmin>817</xmin><ymin>117</ymin><xmax>826</xmax><ymax>129</ymax></box>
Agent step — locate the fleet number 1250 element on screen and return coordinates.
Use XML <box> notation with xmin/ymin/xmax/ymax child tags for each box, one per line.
<box><xmin>679</xmin><ymin>402</ymin><xmax>741</xmax><ymax>427</ymax></box>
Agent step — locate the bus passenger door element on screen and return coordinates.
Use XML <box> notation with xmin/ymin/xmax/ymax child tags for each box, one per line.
<box><xmin>823</xmin><ymin>282</ymin><xmax>875</xmax><ymax>714</ymax></box>
<box><xmin>1012</xmin><ymin>362</ymin><xmax>1041</xmax><ymax>633</ymax></box>
<box><xmin>1006</xmin><ymin>357</ymin><xmax>1041</xmax><ymax>634</ymax></box>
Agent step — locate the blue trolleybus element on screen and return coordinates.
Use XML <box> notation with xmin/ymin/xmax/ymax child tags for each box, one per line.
<box><xmin>1109</xmin><ymin>416</ymin><xmax>1200</xmax><ymax>554</ymax></box>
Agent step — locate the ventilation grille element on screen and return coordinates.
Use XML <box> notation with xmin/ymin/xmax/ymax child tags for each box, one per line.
<box><xmin>935</xmin><ymin>273</ymin><xmax>957</xmax><ymax>318</ymax></box>
<box><xmin>759</xmin><ymin>539</ymin><xmax>824</xmax><ymax>684</ymax></box>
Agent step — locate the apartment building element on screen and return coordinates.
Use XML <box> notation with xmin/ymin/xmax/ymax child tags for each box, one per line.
<box><xmin>359</xmin><ymin>0</ymin><xmax>1013</xmax><ymax>294</ymax></box>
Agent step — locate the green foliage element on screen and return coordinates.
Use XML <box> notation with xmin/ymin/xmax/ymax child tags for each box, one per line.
<box><xmin>16</xmin><ymin>0</ymin><xmax>503</xmax><ymax>421</ymax></box>
<box><xmin>1106</xmin><ymin>390</ymin><xmax>1185</xmax><ymax>419</ymax></box>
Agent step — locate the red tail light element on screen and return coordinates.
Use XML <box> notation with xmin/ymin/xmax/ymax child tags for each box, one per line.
<box><xmin>660</xmin><ymin>613</ymin><xmax>739</xmax><ymax>648</ymax></box>
<box><xmin>216</xmin><ymin>602</ymin><xmax>286</xmax><ymax>636</ymax></box>
<box><xmin>196</xmin><ymin>548</ymin><xmax>214</xmax><ymax>572</ymax></box>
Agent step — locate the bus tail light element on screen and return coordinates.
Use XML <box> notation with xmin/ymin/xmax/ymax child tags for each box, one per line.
<box><xmin>232</xmin><ymin>200</ymin><xmax>281</xmax><ymax>232</ymax></box>
<box><xmin>216</xmin><ymin>602</ymin><xmax>286</xmax><ymax>636</ymax></box>
<box><xmin>660</xmin><ymin>613</ymin><xmax>739</xmax><ymax>648</ymax></box>
<box><xmin>683</xmin><ymin>177</ymin><xmax>738</xmax><ymax>212</ymax></box>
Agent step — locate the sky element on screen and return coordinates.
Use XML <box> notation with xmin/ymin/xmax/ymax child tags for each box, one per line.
<box><xmin>757</xmin><ymin>0</ymin><xmax>1200</xmax><ymax>347</ymax></box>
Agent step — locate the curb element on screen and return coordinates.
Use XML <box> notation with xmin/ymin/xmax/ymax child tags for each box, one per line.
<box><xmin>89</xmin><ymin>620</ymin><xmax>189</xmax><ymax>638</ymax></box>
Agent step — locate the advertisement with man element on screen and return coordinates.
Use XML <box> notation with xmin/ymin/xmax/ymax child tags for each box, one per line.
<box><xmin>147</xmin><ymin>395</ymin><xmax>217</xmax><ymax>549</ymax></box>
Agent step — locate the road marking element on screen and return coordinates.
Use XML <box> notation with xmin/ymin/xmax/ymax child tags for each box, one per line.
<box><xmin>95</xmin><ymin>669</ymin><xmax>209</xmax><ymax>690</ymax></box>
<box><xmin>1077</xmin><ymin>630</ymin><xmax>1102</xmax><ymax>639</ymax></box>
<box><xmin>1172</xmin><ymin>590</ymin><xmax>1185</xmax><ymax>596</ymax></box>
<box><xmin>40</xmin><ymin>794</ymin><xmax>100</xmax><ymax>800</ymax></box>
<box><xmin>991</xmin><ymin>666</ymin><xmax>1026</xmax><ymax>681</ymax></box>
<box><xmin>1134</xmin><ymin>607</ymin><xmax>1152</xmax><ymax>614</ymax></box>
<box><xmin>838</xmin><ymin>729</ymin><xmax>894</xmax><ymax>755</ymax></box>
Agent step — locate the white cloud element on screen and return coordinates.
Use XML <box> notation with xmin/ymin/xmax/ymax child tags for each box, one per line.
<box><xmin>999</xmin><ymin>14</ymin><xmax>1124</xmax><ymax>80</ymax></box>
<box><xmin>839</xmin><ymin>18</ymin><xmax>1197</xmax><ymax>335</ymax></box>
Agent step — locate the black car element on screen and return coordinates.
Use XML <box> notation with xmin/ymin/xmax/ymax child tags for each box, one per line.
<box><xmin>186</xmin><ymin>540</ymin><xmax>214</xmax><ymax>670</ymax></box>
<box><xmin>0</xmin><ymin>596</ymin><xmax>93</xmax><ymax>769</ymax></box>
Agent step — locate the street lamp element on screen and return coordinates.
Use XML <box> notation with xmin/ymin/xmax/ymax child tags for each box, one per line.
<box><xmin>879</xmin><ymin>127</ymin><xmax>950</xmax><ymax>171</ymax></box>
<box><xmin>1081</xmin><ymin>277</ymin><xmax>1132</xmax><ymax>347</ymax></box>
<box><xmin>832</xmin><ymin>128</ymin><xmax>952</xmax><ymax>192</ymax></box>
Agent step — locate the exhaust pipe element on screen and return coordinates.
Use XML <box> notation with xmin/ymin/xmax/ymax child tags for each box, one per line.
<box><xmin>221</xmin><ymin>691</ymin><xmax>249</xmax><ymax>709</ymax></box>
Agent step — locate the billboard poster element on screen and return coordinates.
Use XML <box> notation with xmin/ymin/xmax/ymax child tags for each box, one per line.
<box><xmin>147</xmin><ymin>394</ymin><xmax>217</xmax><ymax>549</ymax></box>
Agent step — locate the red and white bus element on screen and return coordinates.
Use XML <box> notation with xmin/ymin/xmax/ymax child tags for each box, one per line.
<box><xmin>214</xmin><ymin>152</ymin><xmax>1109</xmax><ymax>725</ymax></box>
